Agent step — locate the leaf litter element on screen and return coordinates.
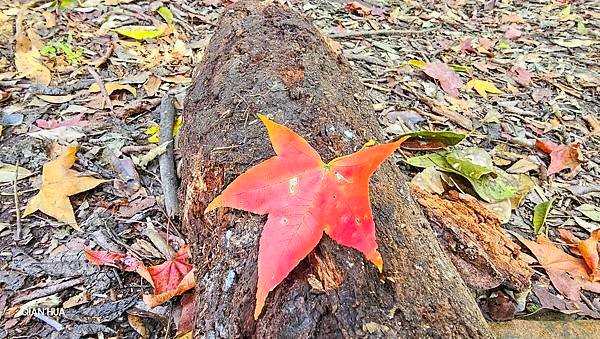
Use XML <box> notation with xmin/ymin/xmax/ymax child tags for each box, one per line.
<box><xmin>0</xmin><ymin>0</ymin><xmax>598</xmax><ymax>336</ymax></box>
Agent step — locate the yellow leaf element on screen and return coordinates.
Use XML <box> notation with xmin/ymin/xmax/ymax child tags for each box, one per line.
<box><xmin>22</xmin><ymin>146</ymin><xmax>107</xmax><ymax>230</ymax></box>
<box><xmin>146</xmin><ymin>116</ymin><xmax>182</xmax><ymax>143</ymax></box>
<box><xmin>89</xmin><ymin>82</ymin><xmax>137</xmax><ymax>96</ymax></box>
<box><xmin>407</xmin><ymin>59</ymin><xmax>427</xmax><ymax>68</ymax></box>
<box><xmin>466</xmin><ymin>79</ymin><xmax>504</xmax><ymax>99</ymax></box>
<box><xmin>15</xmin><ymin>29</ymin><xmax>51</xmax><ymax>85</ymax></box>
<box><xmin>114</xmin><ymin>25</ymin><xmax>167</xmax><ymax>40</ymax></box>
<box><xmin>559</xmin><ymin>4</ymin><xmax>571</xmax><ymax>18</ymax></box>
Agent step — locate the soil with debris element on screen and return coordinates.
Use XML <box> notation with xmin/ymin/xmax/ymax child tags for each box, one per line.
<box><xmin>0</xmin><ymin>0</ymin><xmax>598</xmax><ymax>337</ymax></box>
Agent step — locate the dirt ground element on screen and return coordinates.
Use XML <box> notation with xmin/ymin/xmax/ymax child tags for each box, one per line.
<box><xmin>0</xmin><ymin>0</ymin><xmax>598</xmax><ymax>337</ymax></box>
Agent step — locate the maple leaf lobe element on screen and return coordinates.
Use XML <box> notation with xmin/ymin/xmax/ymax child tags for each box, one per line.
<box><xmin>22</xmin><ymin>146</ymin><xmax>107</xmax><ymax>230</ymax></box>
<box><xmin>205</xmin><ymin>114</ymin><xmax>401</xmax><ymax>319</ymax></box>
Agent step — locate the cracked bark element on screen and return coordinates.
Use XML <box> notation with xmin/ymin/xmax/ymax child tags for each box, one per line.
<box><xmin>179</xmin><ymin>1</ymin><xmax>492</xmax><ymax>337</ymax></box>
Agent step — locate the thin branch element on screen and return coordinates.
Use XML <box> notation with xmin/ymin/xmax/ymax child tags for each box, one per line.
<box><xmin>329</xmin><ymin>27</ymin><xmax>437</xmax><ymax>39</ymax></box>
<box><xmin>13</xmin><ymin>160</ymin><xmax>21</xmax><ymax>241</ymax></box>
<box><xmin>87</xmin><ymin>66</ymin><xmax>113</xmax><ymax>110</ymax></box>
<box><xmin>158</xmin><ymin>94</ymin><xmax>179</xmax><ymax>218</ymax></box>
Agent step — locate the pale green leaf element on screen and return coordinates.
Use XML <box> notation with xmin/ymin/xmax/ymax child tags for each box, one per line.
<box><xmin>446</xmin><ymin>148</ymin><xmax>494</xmax><ymax>180</ymax></box>
<box><xmin>577</xmin><ymin>204</ymin><xmax>600</xmax><ymax>222</ymax></box>
<box><xmin>157</xmin><ymin>6</ymin><xmax>174</xmax><ymax>25</ymax></box>
<box><xmin>0</xmin><ymin>163</ymin><xmax>32</xmax><ymax>183</ymax></box>
<box><xmin>533</xmin><ymin>198</ymin><xmax>555</xmax><ymax>234</ymax></box>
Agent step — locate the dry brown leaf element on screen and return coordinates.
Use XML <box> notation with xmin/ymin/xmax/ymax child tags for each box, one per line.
<box><xmin>517</xmin><ymin>234</ymin><xmax>600</xmax><ymax>300</ymax></box>
<box><xmin>22</xmin><ymin>146</ymin><xmax>107</xmax><ymax>230</ymax></box>
<box><xmin>15</xmin><ymin>24</ymin><xmax>51</xmax><ymax>85</ymax></box>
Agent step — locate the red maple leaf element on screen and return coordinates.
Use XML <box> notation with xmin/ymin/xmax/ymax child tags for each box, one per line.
<box><xmin>85</xmin><ymin>245</ymin><xmax>195</xmax><ymax>307</ymax></box>
<box><xmin>205</xmin><ymin>114</ymin><xmax>403</xmax><ymax>319</ymax></box>
<box><xmin>147</xmin><ymin>245</ymin><xmax>193</xmax><ymax>294</ymax></box>
<box><xmin>535</xmin><ymin>139</ymin><xmax>583</xmax><ymax>175</ymax></box>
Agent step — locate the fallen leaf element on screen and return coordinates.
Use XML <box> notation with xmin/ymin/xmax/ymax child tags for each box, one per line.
<box><xmin>205</xmin><ymin>114</ymin><xmax>403</xmax><ymax>319</ymax></box>
<box><xmin>144</xmin><ymin>75</ymin><xmax>161</xmax><ymax>96</ymax></box>
<box><xmin>28</xmin><ymin>126</ymin><xmax>85</xmax><ymax>142</ymax></box>
<box><xmin>410</xmin><ymin>167</ymin><xmax>446</xmax><ymax>195</ymax></box>
<box><xmin>577</xmin><ymin>204</ymin><xmax>600</xmax><ymax>222</ymax></box>
<box><xmin>506</xmin><ymin>157</ymin><xmax>539</xmax><ymax>174</ymax></box>
<box><xmin>533</xmin><ymin>198</ymin><xmax>555</xmax><ymax>234</ymax></box>
<box><xmin>147</xmin><ymin>116</ymin><xmax>182</xmax><ymax>143</ymax></box>
<box><xmin>398</xmin><ymin>130</ymin><xmax>465</xmax><ymax>150</ymax></box>
<box><xmin>567</xmin><ymin>230</ymin><xmax>600</xmax><ymax>280</ymax></box>
<box><xmin>128</xmin><ymin>314</ymin><xmax>149</xmax><ymax>338</ymax></box>
<box><xmin>510</xmin><ymin>66</ymin><xmax>532</xmax><ymax>87</ymax></box>
<box><xmin>84</xmin><ymin>250</ymin><xmax>153</xmax><ymax>286</ymax></box>
<box><xmin>516</xmin><ymin>234</ymin><xmax>600</xmax><ymax>300</ymax></box>
<box><xmin>466</xmin><ymin>79</ymin><xmax>504</xmax><ymax>99</ymax></box>
<box><xmin>86</xmin><ymin>246</ymin><xmax>195</xmax><ymax>307</ymax></box>
<box><xmin>146</xmin><ymin>245</ymin><xmax>193</xmax><ymax>294</ymax></box>
<box><xmin>406</xmin><ymin>150</ymin><xmax>518</xmax><ymax>203</ymax></box>
<box><xmin>342</xmin><ymin>2</ymin><xmax>371</xmax><ymax>16</ymax></box>
<box><xmin>36</xmin><ymin>94</ymin><xmax>75</xmax><ymax>104</ymax></box>
<box><xmin>156</xmin><ymin>6</ymin><xmax>173</xmax><ymax>25</ymax></box>
<box><xmin>15</xmin><ymin>27</ymin><xmax>51</xmax><ymax>85</ymax></box>
<box><xmin>423</xmin><ymin>62</ymin><xmax>463</xmax><ymax>97</ymax></box>
<box><xmin>89</xmin><ymin>82</ymin><xmax>137</xmax><ymax>97</ymax></box>
<box><xmin>445</xmin><ymin>148</ymin><xmax>494</xmax><ymax>180</ymax></box>
<box><xmin>0</xmin><ymin>163</ymin><xmax>32</xmax><ymax>183</ymax></box>
<box><xmin>36</xmin><ymin>113</ymin><xmax>90</xmax><ymax>129</ymax></box>
<box><xmin>481</xmin><ymin>199</ymin><xmax>512</xmax><ymax>224</ymax></box>
<box><xmin>22</xmin><ymin>146</ymin><xmax>107</xmax><ymax>230</ymax></box>
<box><xmin>114</xmin><ymin>25</ymin><xmax>167</xmax><ymax>40</ymax></box>
<box><xmin>505</xmin><ymin>25</ymin><xmax>523</xmax><ymax>39</ymax></box>
<box><xmin>143</xmin><ymin>269</ymin><xmax>195</xmax><ymax>308</ymax></box>
<box><xmin>535</xmin><ymin>139</ymin><xmax>583</xmax><ymax>175</ymax></box>
<box><xmin>553</xmin><ymin>39</ymin><xmax>597</xmax><ymax>48</ymax></box>
<box><xmin>500</xmin><ymin>15</ymin><xmax>526</xmax><ymax>24</ymax></box>
<box><xmin>407</xmin><ymin>59</ymin><xmax>426</xmax><ymax>68</ymax></box>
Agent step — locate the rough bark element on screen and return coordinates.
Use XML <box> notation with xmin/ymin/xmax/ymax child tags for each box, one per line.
<box><xmin>179</xmin><ymin>1</ymin><xmax>492</xmax><ymax>337</ymax></box>
<box><xmin>411</xmin><ymin>186</ymin><xmax>532</xmax><ymax>292</ymax></box>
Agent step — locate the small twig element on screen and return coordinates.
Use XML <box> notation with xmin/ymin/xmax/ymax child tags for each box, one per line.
<box><xmin>329</xmin><ymin>27</ymin><xmax>437</xmax><ymax>39</ymax></box>
<box><xmin>12</xmin><ymin>277</ymin><xmax>85</xmax><ymax>304</ymax></box>
<box><xmin>13</xmin><ymin>160</ymin><xmax>21</xmax><ymax>241</ymax></box>
<box><xmin>158</xmin><ymin>94</ymin><xmax>179</xmax><ymax>218</ymax></box>
<box><xmin>88</xmin><ymin>34</ymin><xmax>116</xmax><ymax>68</ymax></box>
<box><xmin>343</xmin><ymin>54</ymin><xmax>390</xmax><ymax>67</ymax></box>
<box><xmin>87</xmin><ymin>66</ymin><xmax>113</xmax><ymax>110</ymax></box>
<box><xmin>121</xmin><ymin>144</ymin><xmax>155</xmax><ymax>154</ymax></box>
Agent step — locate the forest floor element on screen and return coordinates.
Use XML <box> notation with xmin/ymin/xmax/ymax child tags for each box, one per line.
<box><xmin>0</xmin><ymin>0</ymin><xmax>599</xmax><ymax>338</ymax></box>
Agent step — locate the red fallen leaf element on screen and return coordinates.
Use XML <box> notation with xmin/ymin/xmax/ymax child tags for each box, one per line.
<box><xmin>510</xmin><ymin>66</ymin><xmax>532</xmax><ymax>87</ymax></box>
<box><xmin>423</xmin><ymin>63</ymin><xmax>463</xmax><ymax>97</ymax></box>
<box><xmin>147</xmin><ymin>245</ymin><xmax>193</xmax><ymax>294</ymax></box>
<box><xmin>505</xmin><ymin>25</ymin><xmax>523</xmax><ymax>39</ymax></box>
<box><xmin>86</xmin><ymin>245</ymin><xmax>195</xmax><ymax>306</ymax></box>
<box><xmin>205</xmin><ymin>114</ymin><xmax>403</xmax><ymax>319</ymax></box>
<box><xmin>36</xmin><ymin>113</ymin><xmax>90</xmax><ymax>130</ymax></box>
<box><xmin>342</xmin><ymin>2</ymin><xmax>371</xmax><ymax>16</ymax></box>
<box><xmin>518</xmin><ymin>234</ymin><xmax>600</xmax><ymax>300</ymax></box>
<box><xmin>535</xmin><ymin>139</ymin><xmax>583</xmax><ymax>175</ymax></box>
<box><xmin>143</xmin><ymin>269</ymin><xmax>195</xmax><ymax>308</ymax></box>
<box><xmin>85</xmin><ymin>250</ymin><xmax>154</xmax><ymax>287</ymax></box>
